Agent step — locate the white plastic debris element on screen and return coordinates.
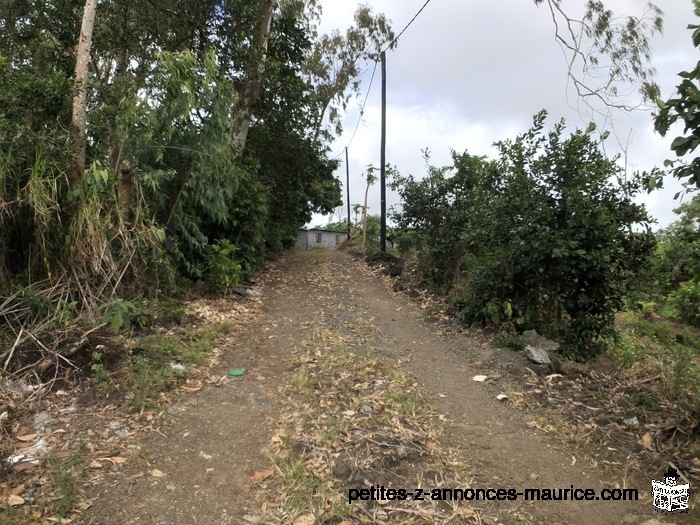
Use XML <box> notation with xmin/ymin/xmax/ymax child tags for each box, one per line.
<box><xmin>33</xmin><ymin>412</ymin><xmax>55</xmax><ymax>431</ymax></box>
<box><xmin>623</xmin><ymin>416</ymin><xmax>640</xmax><ymax>429</ymax></box>
<box><xmin>496</xmin><ymin>394</ymin><xmax>508</xmax><ymax>401</ymax></box>
<box><xmin>472</xmin><ymin>375</ymin><xmax>488</xmax><ymax>382</ymax></box>
<box><xmin>7</xmin><ymin>438</ymin><xmax>52</xmax><ymax>467</ymax></box>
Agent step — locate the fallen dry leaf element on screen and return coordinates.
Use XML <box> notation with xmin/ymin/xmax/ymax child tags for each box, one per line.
<box><xmin>16</xmin><ymin>434</ymin><xmax>38</xmax><ymax>442</ymax></box>
<box><xmin>109</xmin><ymin>457</ymin><xmax>127</xmax><ymax>464</ymax></box>
<box><xmin>89</xmin><ymin>460</ymin><xmax>103</xmax><ymax>469</ymax></box>
<box><xmin>150</xmin><ymin>469</ymin><xmax>166</xmax><ymax>478</ymax></box>
<box><xmin>571</xmin><ymin>456</ymin><xmax>577</xmax><ymax>467</ymax></box>
<box><xmin>249</xmin><ymin>469</ymin><xmax>274</xmax><ymax>484</ymax></box>
<box><xmin>641</xmin><ymin>432</ymin><xmax>653</xmax><ymax>450</ymax></box>
<box><xmin>7</xmin><ymin>494</ymin><xmax>25</xmax><ymax>506</ymax></box>
<box><xmin>292</xmin><ymin>514</ymin><xmax>315</xmax><ymax>525</ymax></box>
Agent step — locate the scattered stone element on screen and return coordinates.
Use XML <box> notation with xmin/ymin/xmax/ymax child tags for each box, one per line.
<box><xmin>524</xmin><ymin>345</ymin><xmax>552</xmax><ymax>365</ymax></box>
<box><xmin>592</xmin><ymin>354</ymin><xmax>617</xmax><ymax>376</ymax></box>
<box><xmin>560</xmin><ymin>360</ymin><xmax>588</xmax><ymax>379</ymax></box>
<box><xmin>472</xmin><ymin>375</ymin><xmax>488</xmax><ymax>382</ymax></box>
<box><xmin>547</xmin><ymin>397</ymin><xmax>561</xmax><ymax>407</ymax></box>
<box><xmin>521</xmin><ymin>330</ymin><xmax>560</xmax><ymax>352</ymax></box>
<box><xmin>549</xmin><ymin>356</ymin><xmax>562</xmax><ymax>374</ymax></box>
<box><xmin>360</xmin><ymin>404</ymin><xmax>373</xmax><ymax>415</ymax></box>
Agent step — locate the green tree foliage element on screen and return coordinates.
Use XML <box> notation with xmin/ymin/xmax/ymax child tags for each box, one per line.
<box><xmin>0</xmin><ymin>0</ymin><xmax>354</xmax><ymax>306</ymax></box>
<box><xmin>654</xmin><ymin>0</ymin><xmax>700</xmax><ymax>192</ymax></box>
<box><xmin>392</xmin><ymin>112</ymin><xmax>655</xmax><ymax>358</ymax></box>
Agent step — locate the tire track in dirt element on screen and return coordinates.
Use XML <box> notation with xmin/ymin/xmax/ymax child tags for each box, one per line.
<box><xmin>79</xmin><ymin>250</ymin><xmax>673</xmax><ymax>524</ymax></box>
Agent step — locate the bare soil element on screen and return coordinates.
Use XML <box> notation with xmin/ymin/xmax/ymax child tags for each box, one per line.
<box><xmin>63</xmin><ymin>250</ymin><xmax>694</xmax><ymax>523</ymax></box>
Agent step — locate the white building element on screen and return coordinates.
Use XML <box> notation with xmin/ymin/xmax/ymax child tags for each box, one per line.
<box><xmin>296</xmin><ymin>228</ymin><xmax>346</xmax><ymax>251</ymax></box>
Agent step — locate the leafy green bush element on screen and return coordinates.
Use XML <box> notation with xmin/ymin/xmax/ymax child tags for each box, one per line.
<box><xmin>204</xmin><ymin>239</ymin><xmax>243</xmax><ymax>293</ymax></box>
<box><xmin>392</xmin><ymin>112</ymin><xmax>656</xmax><ymax>358</ymax></box>
<box><xmin>668</xmin><ymin>280</ymin><xmax>700</xmax><ymax>327</ymax></box>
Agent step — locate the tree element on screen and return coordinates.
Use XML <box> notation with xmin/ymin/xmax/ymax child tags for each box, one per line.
<box><xmin>304</xmin><ymin>5</ymin><xmax>394</xmax><ymax>142</ymax></box>
<box><xmin>71</xmin><ymin>0</ymin><xmax>98</xmax><ymax>186</ymax></box>
<box><xmin>361</xmin><ymin>165</ymin><xmax>377</xmax><ymax>248</ymax></box>
<box><xmin>535</xmin><ymin>0</ymin><xmax>663</xmax><ymax>109</ymax></box>
<box><xmin>230</xmin><ymin>0</ymin><xmax>275</xmax><ymax>150</ymax></box>
<box><xmin>653</xmin><ymin>0</ymin><xmax>700</xmax><ymax>194</ymax></box>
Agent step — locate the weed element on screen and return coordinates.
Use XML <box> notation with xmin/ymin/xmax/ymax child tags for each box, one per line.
<box><xmin>634</xmin><ymin>394</ymin><xmax>659</xmax><ymax>410</ymax></box>
<box><xmin>99</xmin><ymin>298</ymin><xmax>139</xmax><ymax>332</ymax></box>
<box><xmin>610</xmin><ymin>331</ymin><xmax>648</xmax><ymax>368</ymax></box>
<box><xmin>90</xmin><ymin>352</ymin><xmax>115</xmax><ymax>394</ymax></box>
<box><xmin>155</xmin><ymin>298</ymin><xmax>185</xmax><ymax>324</ymax></box>
<box><xmin>292</xmin><ymin>366</ymin><xmax>312</xmax><ymax>393</ymax></box>
<box><xmin>127</xmin><ymin>355</ymin><xmax>178</xmax><ymax>410</ymax></box>
<box><xmin>493</xmin><ymin>332</ymin><xmax>525</xmax><ymax>351</ymax></box>
<box><xmin>44</xmin><ymin>454</ymin><xmax>86</xmax><ymax>519</ymax></box>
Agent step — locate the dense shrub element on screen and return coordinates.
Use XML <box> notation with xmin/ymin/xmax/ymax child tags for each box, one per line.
<box><xmin>392</xmin><ymin>112</ymin><xmax>656</xmax><ymax>358</ymax></box>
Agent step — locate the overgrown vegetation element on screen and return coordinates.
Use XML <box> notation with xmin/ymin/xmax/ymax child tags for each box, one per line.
<box><xmin>0</xmin><ymin>0</ymin><xmax>397</xmax><ymax>379</ymax></box>
<box><xmin>391</xmin><ymin>112</ymin><xmax>655</xmax><ymax>359</ymax></box>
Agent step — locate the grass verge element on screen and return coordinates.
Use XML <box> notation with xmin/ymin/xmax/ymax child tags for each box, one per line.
<box><xmin>255</xmin><ymin>329</ymin><xmax>479</xmax><ymax>525</ymax></box>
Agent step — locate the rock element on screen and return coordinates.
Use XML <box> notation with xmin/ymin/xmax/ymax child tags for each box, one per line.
<box><xmin>331</xmin><ymin>461</ymin><xmax>352</xmax><ymax>480</ymax></box>
<box><xmin>521</xmin><ymin>330</ymin><xmax>560</xmax><ymax>352</ymax></box>
<box><xmin>592</xmin><ymin>354</ymin><xmax>617</xmax><ymax>376</ymax></box>
<box><xmin>547</xmin><ymin>397</ymin><xmax>561</xmax><ymax>407</ymax></box>
<box><xmin>550</xmin><ymin>356</ymin><xmax>562</xmax><ymax>374</ymax></box>
<box><xmin>524</xmin><ymin>345</ymin><xmax>552</xmax><ymax>365</ymax></box>
<box><xmin>560</xmin><ymin>360</ymin><xmax>589</xmax><ymax>378</ymax></box>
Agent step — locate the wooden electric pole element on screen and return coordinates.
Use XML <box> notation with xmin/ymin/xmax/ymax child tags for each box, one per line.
<box><xmin>380</xmin><ymin>51</ymin><xmax>387</xmax><ymax>253</ymax></box>
<box><xmin>345</xmin><ymin>147</ymin><xmax>351</xmax><ymax>240</ymax></box>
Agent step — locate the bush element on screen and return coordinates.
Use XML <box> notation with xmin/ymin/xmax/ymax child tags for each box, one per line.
<box><xmin>204</xmin><ymin>239</ymin><xmax>243</xmax><ymax>294</ymax></box>
<box><xmin>392</xmin><ymin>112</ymin><xmax>656</xmax><ymax>358</ymax></box>
<box><xmin>668</xmin><ymin>280</ymin><xmax>700</xmax><ymax>327</ymax></box>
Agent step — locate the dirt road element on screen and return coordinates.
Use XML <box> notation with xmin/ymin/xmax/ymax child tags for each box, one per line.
<box><xmin>80</xmin><ymin>250</ymin><xmax>676</xmax><ymax>524</ymax></box>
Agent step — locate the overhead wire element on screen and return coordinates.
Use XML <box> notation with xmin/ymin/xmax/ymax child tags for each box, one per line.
<box><xmin>331</xmin><ymin>0</ymin><xmax>434</xmax><ymax>160</ymax></box>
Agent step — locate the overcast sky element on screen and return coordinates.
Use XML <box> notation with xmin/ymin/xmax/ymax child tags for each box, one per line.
<box><xmin>310</xmin><ymin>0</ymin><xmax>698</xmax><ymax>230</ymax></box>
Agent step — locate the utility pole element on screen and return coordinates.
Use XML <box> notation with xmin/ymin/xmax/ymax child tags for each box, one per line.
<box><xmin>345</xmin><ymin>147</ymin><xmax>351</xmax><ymax>240</ymax></box>
<box><xmin>380</xmin><ymin>51</ymin><xmax>387</xmax><ymax>253</ymax></box>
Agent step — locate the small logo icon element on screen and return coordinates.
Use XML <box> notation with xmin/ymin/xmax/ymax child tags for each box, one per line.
<box><xmin>651</xmin><ymin>467</ymin><xmax>689</xmax><ymax>513</ymax></box>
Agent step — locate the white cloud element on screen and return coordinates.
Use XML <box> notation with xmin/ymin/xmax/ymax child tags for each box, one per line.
<box><xmin>311</xmin><ymin>0</ymin><xmax>697</xmax><ymax>230</ymax></box>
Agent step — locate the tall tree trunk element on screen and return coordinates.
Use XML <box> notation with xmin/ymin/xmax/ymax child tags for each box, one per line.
<box><xmin>230</xmin><ymin>0</ymin><xmax>274</xmax><ymax>151</ymax></box>
<box><xmin>70</xmin><ymin>0</ymin><xmax>98</xmax><ymax>186</ymax></box>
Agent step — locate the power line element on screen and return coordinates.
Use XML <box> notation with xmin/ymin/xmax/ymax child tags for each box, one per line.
<box><xmin>331</xmin><ymin>0</ymin><xmax>433</xmax><ymax>160</ymax></box>
<box><xmin>384</xmin><ymin>0</ymin><xmax>433</xmax><ymax>52</ymax></box>
<box><xmin>332</xmin><ymin>59</ymin><xmax>378</xmax><ymax>159</ymax></box>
